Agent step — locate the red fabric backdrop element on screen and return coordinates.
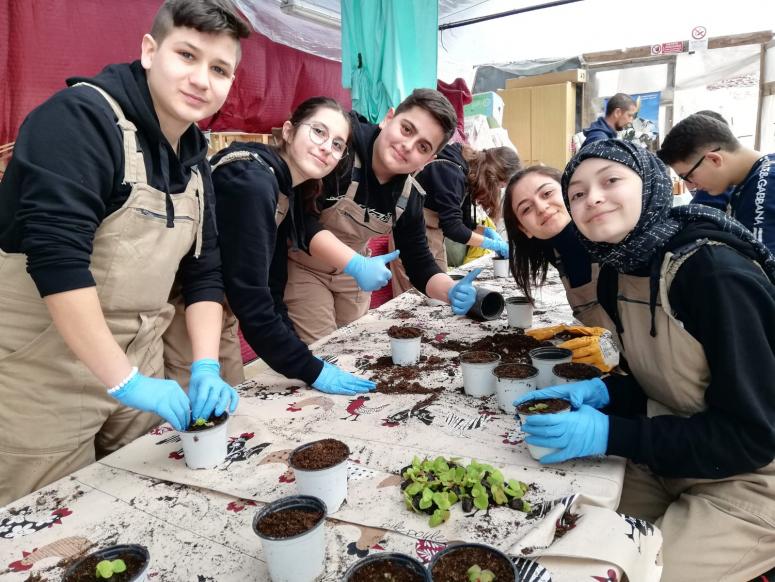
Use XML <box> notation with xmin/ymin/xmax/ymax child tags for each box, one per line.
<box><xmin>0</xmin><ymin>0</ymin><xmax>351</xmax><ymax>145</ymax></box>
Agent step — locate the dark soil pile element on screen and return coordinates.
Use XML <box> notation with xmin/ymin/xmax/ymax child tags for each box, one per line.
<box><xmin>364</xmin><ymin>355</ymin><xmax>450</xmax><ymax>393</ymax></box>
<box><xmin>387</xmin><ymin>325</ymin><xmax>423</xmax><ymax>339</ymax></box>
<box><xmin>553</xmin><ymin>362</ymin><xmax>602</xmax><ymax>380</ymax></box>
<box><xmin>431</xmin><ymin>546</ymin><xmax>513</xmax><ymax>582</ymax></box>
<box><xmin>290</xmin><ymin>439</ymin><xmax>349</xmax><ymax>470</ymax></box>
<box><xmin>494</xmin><ymin>363</ymin><xmax>536</xmax><ymax>379</ymax></box>
<box><xmin>434</xmin><ymin>332</ymin><xmax>548</xmax><ymax>363</ymax></box>
<box><xmin>256</xmin><ymin>507</ymin><xmax>323</xmax><ymax>538</ymax></box>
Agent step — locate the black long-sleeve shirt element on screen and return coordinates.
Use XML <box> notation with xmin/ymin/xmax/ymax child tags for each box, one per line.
<box><xmin>314</xmin><ymin>114</ymin><xmax>442</xmax><ymax>293</ymax></box>
<box><xmin>0</xmin><ymin>61</ymin><xmax>222</xmax><ymax>305</ymax></box>
<box><xmin>418</xmin><ymin>143</ymin><xmax>475</xmax><ymax>245</ymax></box>
<box><xmin>212</xmin><ymin>143</ymin><xmax>323</xmax><ymax>385</ymax></box>
<box><xmin>603</xmin><ymin>242</ymin><xmax>775</xmax><ymax>479</ymax></box>
<box><xmin>544</xmin><ymin>222</ymin><xmax>594</xmax><ymax>288</ymax></box>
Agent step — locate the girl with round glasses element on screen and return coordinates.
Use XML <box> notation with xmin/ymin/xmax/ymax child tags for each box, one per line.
<box><xmin>209</xmin><ymin>97</ymin><xmax>375</xmax><ymax>396</ymax></box>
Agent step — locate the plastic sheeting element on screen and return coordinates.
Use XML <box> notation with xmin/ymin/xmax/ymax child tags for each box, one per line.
<box><xmin>0</xmin><ymin>0</ymin><xmax>350</xmax><ymax>144</ymax></box>
<box><xmin>472</xmin><ymin>56</ymin><xmax>583</xmax><ymax>93</ymax></box>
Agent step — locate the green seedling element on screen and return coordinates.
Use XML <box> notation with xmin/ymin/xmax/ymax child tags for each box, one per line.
<box><xmin>467</xmin><ymin>564</ymin><xmax>496</xmax><ymax>582</ymax></box>
<box><xmin>400</xmin><ymin>455</ymin><xmax>531</xmax><ymax>526</ymax></box>
<box><xmin>527</xmin><ymin>402</ymin><xmax>549</xmax><ymax>412</ymax></box>
<box><xmin>193</xmin><ymin>417</ymin><xmax>209</xmax><ymax>427</ymax></box>
<box><xmin>95</xmin><ymin>559</ymin><xmax>127</xmax><ymax>579</ymax></box>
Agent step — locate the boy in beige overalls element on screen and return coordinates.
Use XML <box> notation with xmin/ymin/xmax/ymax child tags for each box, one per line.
<box><xmin>0</xmin><ymin>0</ymin><xmax>249</xmax><ymax>506</ymax></box>
<box><xmin>284</xmin><ymin>90</ymin><xmax>483</xmax><ymax>345</ymax></box>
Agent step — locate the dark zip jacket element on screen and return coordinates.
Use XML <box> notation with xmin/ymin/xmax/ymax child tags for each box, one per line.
<box><xmin>0</xmin><ymin>61</ymin><xmax>222</xmax><ymax>305</ymax></box>
<box><xmin>582</xmin><ymin>116</ymin><xmax>617</xmax><ymax>146</ymax></box>
<box><xmin>211</xmin><ymin>143</ymin><xmax>323</xmax><ymax>385</ymax></box>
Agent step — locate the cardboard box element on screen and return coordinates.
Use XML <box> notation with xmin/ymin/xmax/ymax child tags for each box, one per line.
<box><xmin>505</xmin><ymin>69</ymin><xmax>587</xmax><ymax>89</ymax></box>
<box><xmin>464</xmin><ymin>91</ymin><xmax>505</xmax><ymax>127</ymax></box>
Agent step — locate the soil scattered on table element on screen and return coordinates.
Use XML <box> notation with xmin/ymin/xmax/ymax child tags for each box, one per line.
<box><xmin>290</xmin><ymin>438</ymin><xmax>349</xmax><ymax>470</ymax></box>
<box><xmin>256</xmin><ymin>507</ymin><xmax>323</xmax><ymax>538</ymax></box>
<box><xmin>364</xmin><ymin>355</ymin><xmax>451</xmax><ymax>393</ymax></box>
<box><xmin>434</xmin><ymin>332</ymin><xmax>547</xmax><ymax>363</ymax></box>
<box><xmin>554</xmin><ymin>512</ymin><xmax>580</xmax><ymax>539</ymax></box>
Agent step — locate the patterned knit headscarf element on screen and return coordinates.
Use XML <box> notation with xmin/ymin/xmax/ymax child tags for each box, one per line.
<box><xmin>561</xmin><ymin>139</ymin><xmax>775</xmax><ymax>281</ymax></box>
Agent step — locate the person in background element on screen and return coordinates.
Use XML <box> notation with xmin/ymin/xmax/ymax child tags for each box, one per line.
<box><xmin>659</xmin><ymin>112</ymin><xmax>775</xmax><ymax>253</ymax></box>
<box><xmin>502</xmin><ymin>165</ymin><xmax>616</xmax><ymax>371</ymax></box>
<box><xmin>284</xmin><ymin>89</ymin><xmax>482</xmax><ymax>345</ymax></box>
<box><xmin>682</xmin><ymin>110</ymin><xmax>733</xmax><ymax>211</ymax></box>
<box><xmin>517</xmin><ymin>139</ymin><xmax>775</xmax><ymax>581</ymax></box>
<box><xmin>0</xmin><ymin>0</ymin><xmax>248</xmax><ymax>505</ymax></box>
<box><xmin>388</xmin><ymin>143</ymin><xmax>520</xmax><ymax>296</ymax></box>
<box><xmin>581</xmin><ymin>92</ymin><xmax>637</xmax><ymax>146</ymax></box>
<box><xmin>211</xmin><ymin>96</ymin><xmax>374</xmax><ymax>395</ymax></box>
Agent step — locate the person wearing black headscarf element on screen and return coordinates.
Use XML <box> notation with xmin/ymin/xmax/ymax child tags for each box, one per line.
<box><xmin>515</xmin><ymin>139</ymin><xmax>775</xmax><ymax>581</ymax></box>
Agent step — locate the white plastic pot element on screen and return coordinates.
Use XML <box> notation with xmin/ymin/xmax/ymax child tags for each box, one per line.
<box><xmin>389</xmin><ymin>331</ymin><xmax>422</xmax><ymax>366</ymax></box>
<box><xmin>518</xmin><ymin>403</ymin><xmax>571</xmax><ymax>461</ymax></box>
<box><xmin>253</xmin><ymin>496</ymin><xmax>326</xmax><ymax>582</ymax></box>
<box><xmin>492</xmin><ymin>257</ymin><xmax>509</xmax><ymax>278</ymax></box>
<box><xmin>505</xmin><ymin>296</ymin><xmax>533</xmax><ymax>329</ymax></box>
<box><xmin>494</xmin><ymin>364</ymin><xmax>539</xmax><ymax>414</ymax></box>
<box><xmin>529</xmin><ymin>347</ymin><xmax>573</xmax><ymax>388</ymax></box>
<box><xmin>459</xmin><ymin>351</ymin><xmax>501</xmax><ymax>397</ymax></box>
<box><xmin>289</xmin><ymin>440</ymin><xmax>349</xmax><ymax>515</ymax></box>
<box><xmin>178</xmin><ymin>413</ymin><xmax>229</xmax><ymax>470</ymax></box>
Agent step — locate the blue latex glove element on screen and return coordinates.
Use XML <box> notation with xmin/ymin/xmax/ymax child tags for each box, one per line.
<box><xmin>522</xmin><ymin>404</ymin><xmax>609</xmax><ymax>463</ymax></box>
<box><xmin>343</xmin><ymin>250</ymin><xmax>400</xmax><ymax>291</ymax></box>
<box><xmin>447</xmin><ymin>268</ymin><xmax>481</xmax><ymax>315</ymax></box>
<box><xmin>312</xmin><ymin>358</ymin><xmax>375</xmax><ymax>395</ymax></box>
<box><xmin>481</xmin><ymin>236</ymin><xmax>509</xmax><ymax>258</ymax></box>
<box><xmin>513</xmin><ymin>378</ymin><xmax>610</xmax><ymax>410</ymax></box>
<box><xmin>483</xmin><ymin>226</ymin><xmax>502</xmax><ymax>241</ymax></box>
<box><xmin>111</xmin><ymin>372</ymin><xmax>190</xmax><ymax>431</ymax></box>
<box><xmin>189</xmin><ymin>358</ymin><xmax>239</xmax><ymax>422</ymax></box>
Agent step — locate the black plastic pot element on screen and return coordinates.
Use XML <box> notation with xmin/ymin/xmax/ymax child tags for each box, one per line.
<box><xmin>467</xmin><ymin>287</ymin><xmax>505</xmax><ymax>321</ymax></box>
<box><xmin>428</xmin><ymin>542</ymin><xmax>517</xmax><ymax>581</ymax></box>
<box><xmin>344</xmin><ymin>552</ymin><xmax>430</xmax><ymax>581</ymax></box>
<box><xmin>63</xmin><ymin>544</ymin><xmax>150</xmax><ymax>582</ymax></box>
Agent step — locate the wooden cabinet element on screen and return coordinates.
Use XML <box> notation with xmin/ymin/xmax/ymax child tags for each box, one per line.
<box><xmin>498</xmin><ymin>82</ymin><xmax>576</xmax><ymax>170</ymax></box>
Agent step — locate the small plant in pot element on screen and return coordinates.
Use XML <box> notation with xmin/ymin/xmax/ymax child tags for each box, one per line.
<box><xmin>429</xmin><ymin>542</ymin><xmax>517</xmax><ymax>582</ymax></box>
<box><xmin>401</xmin><ymin>456</ymin><xmax>531</xmax><ymax>528</ymax></box>
<box><xmin>344</xmin><ymin>552</ymin><xmax>429</xmax><ymax>581</ymax></box>
<box><xmin>289</xmin><ymin>438</ymin><xmax>350</xmax><ymax>514</ymax></box>
<box><xmin>177</xmin><ymin>411</ymin><xmax>229</xmax><ymax>469</ymax></box>
<box><xmin>551</xmin><ymin>362</ymin><xmax>602</xmax><ymax>385</ymax></box>
<box><xmin>63</xmin><ymin>544</ymin><xmax>150</xmax><ymax>582</ymax></box>
<box><xmin>459</xmin><ymin>351</ymin><xmax>501</xmax><ymax>397</ymax></box>
<box><xmin>493</xmin><ymin>363</ymin><xmax>538</xmax><ymax>414</ymax></box>
<box><xmin>253</xmin><ymin>495</ymin><xmax>327</xmax><ymax>582</ymax></box>
<box><xmin>387</xmin><ymin>325</ymin><xmax>423</xmax><ymax>366</ymax></box>
<box><xmin>516</xmin><ymin>398</ymin><xmax>571</xmax><ymax>461</ymax></box>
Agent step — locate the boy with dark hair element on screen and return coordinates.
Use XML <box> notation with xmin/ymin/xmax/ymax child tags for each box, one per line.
<box><xmin>582</xmin><ymin>92</ymin><xmax>637</xmax><ymax>146</ymax></box>
<box><xmin>659</xmin><ymin>112</ymin><xmax>775</xmax><ymax>253</ymax></box>
<box><xmin>284</xmin><ymin>88</ymin><xmax>481</xmax><ymax>344</ymax></box>
<box><xmin>684</xmin><ymin>110</ymin><xmax>734</xmax><ymax>211</ymax></box>
<box><xmin>0</xmin><ymin>0</ymin><xmax>249</xmax><ymax>504</ymax></box>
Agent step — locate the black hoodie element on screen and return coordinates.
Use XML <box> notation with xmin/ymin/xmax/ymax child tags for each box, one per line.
<box><xmin>313</xmin><ymin>113</ymin><xmax>442</xmax><ymax>293</ymax></box>
<box><xmin>0</xmin><ymin>61</ymin><xmax>223</xmax><ymax>305</ymax></box>
<box><xmin>416</xmin><ymin>142</ymin><xmax>475</xmax><ymax>245</ymax></box>
<box><xmin>211</xmin><ymin>142</ymin><xmax>323</xmax><ymax>385</ymax></box>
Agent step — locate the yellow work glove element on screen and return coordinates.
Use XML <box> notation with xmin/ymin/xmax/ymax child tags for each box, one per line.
<box><xmin>525</xmin><ymin>325</ymin><xmax>568</xmax><ymax>342</ymax></box>
<box><xmin>558</xmin><ymin>335</ymin><xmax>617</xmax><ymax>373</ymax></box>
<box><xmin>563</xmin><ymin>325</ymin><xmax>608</xmax><ymax>338</ymax></box>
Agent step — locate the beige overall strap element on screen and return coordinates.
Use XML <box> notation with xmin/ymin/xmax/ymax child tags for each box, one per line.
<box><xmin>192</xmin><ymin>168</ymin><xmax>205</xmax><ymax>258</ymax></box>
<box><xmin>71</xmin><ymin>82</ymin><xmax>147</xmax><ymax>185</ymax></box>
<box><xmin>395</xmin><ymin>173</ymin><xmax>425</xmax><ymax>223</ymax></box>
<box><xmin>344</xmin><ymin>153</ymin><xmax>362</xmax><ymax>200</ymax></box>
<box><xmin>211</xmin><ymin>150</ymin><xmax>273</xmax><ymax>173</ymax></box>
<box><xmin>659</xmin><ymin>240</ymin><xmax>725</xmax><ymax>316</ymax></box>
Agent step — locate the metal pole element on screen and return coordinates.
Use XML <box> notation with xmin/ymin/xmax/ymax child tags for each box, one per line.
<box><xmin>439</xmin><ymin>0</ymin><xmax>585</xmax><ymax>31</ymax></box>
